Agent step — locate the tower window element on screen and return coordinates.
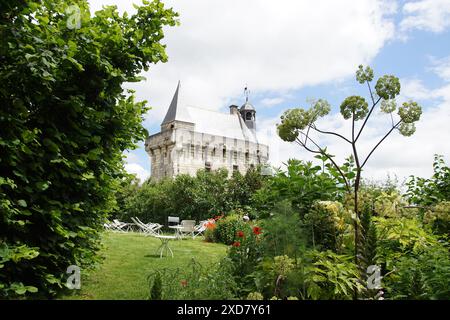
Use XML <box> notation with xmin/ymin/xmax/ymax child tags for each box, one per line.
<box><xmin>233</xmin><ymin>165</ymin><xmax>239</xmax><ymax>173</ymax></box>
<box><xmin>190</xmin><ymin>144</ymin><xmax>195</xmax><ymax>158</ymax></box>
<box><xmin>223</xmin><ymin>147</ymin><xmax>227</xmax><ymax>161</ymax></box>
<box><xmin>233</xmin><ymin>151</ymin><xmax>238</xmax><ymax>162</ymax></box>
<box><xmin>202</xmin><ymin>146</ymin><xmax>206</xmax><ymax>160</ymax></box>
<box><xmin>246</xmin><ymin>112</ymin><xmax>252</xmax><ymax>120</ymax></box>
<box><xmin>245</xmin><ymin>151</ymin><xmax>249</xmax><ymax>163</ymax></box>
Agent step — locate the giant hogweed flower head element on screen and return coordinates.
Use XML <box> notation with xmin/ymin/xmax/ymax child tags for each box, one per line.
<box><xmin>398</xmin><ymin>101</ymin><xmax>422</xmax><ymax>123</ymax></box>
<box><xmin>375</xmin><ymin>75</ymin><xmax>401</xmax><ymax>100</ymax></box>
<box><xmin>380</xmin><ymin>99</ymin><xmax>397</xmax><ymax>114</ymax></box>
<box><xmin>340</xmin><ymin>96</ymin><xmax>368</xmax><ymax>120</ymax></box>
<box><xmin>398</xmin><ymin>122</ymin><xmax>416</xmax><ymax>136</ymax></box>
<box><xmin>277</xmin><ymin>99</ymin><xmax>331</xmax><ymax>142</ymax></box>
<box><xmin>356</xmin><ymin>65</ymin><xmax>374</xmax><ymax>84</ymax></box>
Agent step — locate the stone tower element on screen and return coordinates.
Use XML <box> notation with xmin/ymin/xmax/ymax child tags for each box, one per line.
<box><xmin>145</xmin><ymin>82</ymin><xmax>269</xmax><ymax>181</ymax></box>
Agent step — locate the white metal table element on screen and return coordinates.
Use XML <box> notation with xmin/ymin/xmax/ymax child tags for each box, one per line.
<box><xmin>168</xmin><ymin>225</ymin><xmax>183</xmax><ymax>240</ymax></box>
<box><xmin>154</xmin><ymin>235</ymin><xmax>176</xmax><ymax>258</ymax></box>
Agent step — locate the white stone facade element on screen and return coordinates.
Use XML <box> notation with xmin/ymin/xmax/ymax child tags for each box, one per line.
<box><xmin>145</xmin><ymin>83</ymin><xmax>269</xmax><ymax>180</ymax></box>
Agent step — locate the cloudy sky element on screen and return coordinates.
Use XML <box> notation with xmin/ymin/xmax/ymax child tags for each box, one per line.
<box><xmin>89</xmin><ymin>0</ymin><xmax>450</xmax><ymax>184</ymax></box>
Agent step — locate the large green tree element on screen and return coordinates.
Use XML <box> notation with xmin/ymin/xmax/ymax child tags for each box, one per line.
<box><xmin>0</xmin><ymin>0</ymin><xmax>178</xmax><ymax>298</ymax></box>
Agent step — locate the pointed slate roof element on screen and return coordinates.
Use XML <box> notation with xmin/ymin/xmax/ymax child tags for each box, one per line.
<box><xmin>161</xmin><ymin>81</ymin><xmax>193</xmax><ymax>125</ymax></box>
<box><xmin>160</xmin><ymin>82</ymin><xmax>258</xmax><ymax>143</ymax></box>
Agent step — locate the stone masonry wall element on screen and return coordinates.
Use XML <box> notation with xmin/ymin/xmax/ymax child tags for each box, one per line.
<box><xmin>145</xmin><ymin>122</ymin><xmax>269</xmax><ymax>181</ymax></box>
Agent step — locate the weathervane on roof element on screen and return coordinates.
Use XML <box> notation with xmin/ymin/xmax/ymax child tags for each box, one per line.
<box><xmin>244</xmin><ymin>85</ymin><xmax>250</xmax><ymax>103</ymax></box>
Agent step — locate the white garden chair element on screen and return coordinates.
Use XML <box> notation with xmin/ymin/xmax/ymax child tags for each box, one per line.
<box><xmin>135</xmin><ymin>217</ymin><xmax>161</xmax><ymax>231</ymax></box>
<box><xmin>104</xmin><ymin>221</ymin><xmax>121</xmax><ymax>232</ymax></box>
<box><xmin>168</xmin><ymin>216</ymin><xmax>180</xmax><ymax>226</ymax></box>
<box><xmin>112</xmin><ymin>219</ymin><xmax>133</xmax><ymax>232</ymax></box>
<box><xmin>104</xmin><ymin>222</ymin><xmax>114</xmax><ymax>231</ymax></box>
<box><xmin>192</xmin><ymin>220</ymin><xmax>209</xmax><ymax>239</ymax></box>
<box><xmin>131</xmin><ymin>217</ymin><xmax>162</xmax><ymax>236</ymax></box>
<box><xmin>179</xmin><ymin>220</ymin><xmax>196</xmax><ymax>238</ymax></box>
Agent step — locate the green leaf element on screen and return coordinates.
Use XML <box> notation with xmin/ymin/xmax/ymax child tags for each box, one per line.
<box><xmin>36</xmin><ymin>181</ymin><xmax>50</xmax><ymax>191</ymax></box>
<box><xmin>43</xmin><ymin>138</ymin><xmax>60</xmax><ymax>153</ymax></box>
<box><xmin>18</xmin><ymin>200</ymin><xmax>27</xmax><ymax>207</ymax></box>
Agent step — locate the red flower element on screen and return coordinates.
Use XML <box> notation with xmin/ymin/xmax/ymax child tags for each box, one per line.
<box><xmin>206</xmin><ymin>221</ymin><xmax>216</xmax><ymax>230</ymax></box>
<box><xmin>236</xmin><ymin>231</ymin><xmax>245</xmax><ymax>238</ymax></box>
<box><xmin>252</xmin><ymin>226</ymin><xmax>262</xmax><ymax>235</ymax></box>
<box><xmin>232</xmin><ymin>241</ymin><xmax>241</xmax><ymax>247</ymax></box>
<box><xmin>180</xmin><ymin>280</ymin><xmax>188</xmax><ymax>287</ymax></box>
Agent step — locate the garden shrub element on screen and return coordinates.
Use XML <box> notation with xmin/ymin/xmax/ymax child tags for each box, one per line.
<box><xmin>423</xmin><ymin>201</ymin><xmax>450</xmax><ymax>237</ymax></box>
<box><xmin>227</xmin><ymin>222</ymin><xmax>264</xmax><ymax>296</ymax></box>
<box><xmin>384</xmin><ymin>243</ymin><xmax>450</xmax><ymax>300</ymax></box>
<box><xmin>252</xmin><ymin>249</ymin><xmax>361</xmax><ymax>300</ymax></box>
<box><xmin>406</xmin><ymin>155</ymin><xmax>450</xmax><ymax>236</ymax></box>
<box><xmin>372</xmin><ymin>214</ymin><xmax>450</xmax><ymax>299</ymax></box>
<box><xmin>374</xmin><ymin>216</ymin><xmax>441</xmax><ymax>270</ymax></box>
<box><xmin>149</xmin><ymin>271</ymin><xmax>163</xmax><ymax>300</ymax></box>
<box><xmin>202</xmin><ymin>219</ymin><xmax>218</xmax><ymax>242</ymax></box>
<box><xmin>246</xmin><ymin>292</ymin><xmax>264</xmax><ymax>300</ymax></box>
<box><xmin>253</xmin><ymin>255</ymin><xmax>296</xmax><ymax>299</ymax></box>
<box><xmin>341</xmin><ymin>183</ymin><xmax>414</xmax><ymax>219</ymax></box>
<box><xmin>260</xmin><ymin>200</ymin><xmax>306</xmax><ymax>258</ymax></box>
<box><xmin>300</xmin><ymin>250</ymin><xmax>362</xmax><ymax>300</ymax></box>
<box><xmin>406</xmin><ymin>154</ymin><xmax>450</xmax><ymax>207</ymax></box>
<box><xmin>114</xmin><ymin>167</ymin><xmax>268</xmax><ymax>225</ymax></box>
<box><xmin>147</xmin><ymin>259</ymin><xmax>237</xmax><ymax>300</ymax></box>
<box><xmin>213</xmin><ymin>212</ymin><xmax>250</xmax><ymax>245</ymax></box>
<box><xmin>303</xmin><ymin>201</ymin><xmax>351</xmax><ymax>252</ymax></box>
<box><xmin>252</xmin><ymin>159</ymin><xmax>343</xmax><ymax>218</ymax></box>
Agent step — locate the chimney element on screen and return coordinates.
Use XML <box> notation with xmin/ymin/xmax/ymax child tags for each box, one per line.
<box><xmin>229</xmin><ymin>105</ymin><xmax>239</xmax><ymax>115</ymax></box>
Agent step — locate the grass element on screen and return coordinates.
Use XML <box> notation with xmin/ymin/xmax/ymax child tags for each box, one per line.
<box><xmin>61</xmin><ymin>232</ymin><xmax>227</xmax><ymax>300</ymax></box>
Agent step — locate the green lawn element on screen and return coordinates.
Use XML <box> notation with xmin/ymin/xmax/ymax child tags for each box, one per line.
<box><xmin>61</xmin><ymin>232</ymin><xmax>227</xmax><ymax>300</ymax></box>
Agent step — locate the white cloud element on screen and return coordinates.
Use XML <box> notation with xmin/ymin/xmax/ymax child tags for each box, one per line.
<box><xmin>124</xmin><ymin>163</ymin><xmax>150</xmax><ymax>183</ymax></box>
<box><xmin>89</xmin><ymin>0</ymin><xmax>396</xmax><ymax>127</ymax></box>
<box><xmin>123</xmin><ymin>151</ymin><xmax>150</xmax><ymax>182</ymax></box>
<box><xmin>400</xmin><ymin>78</ymin><xmax>431</xmax><ymax>100</ymax></box>
<box><xmin>260</xmin><ymin>97</ymin><xmax>286</xmax><ymax>107</ymax></box>
<box><xmin>400</xmin><ymin>0</ymin><xmax>450</xmax><ymax>33</ymax></box>
<box><xmin>400</xmin><ymin>55</ymin><xmax>450</xmax><ymax>102</ymax></box>
<box><xmin>430</xmin><ymin>55</ymin><xmax>450</xmax><ymax>81</ymax></box>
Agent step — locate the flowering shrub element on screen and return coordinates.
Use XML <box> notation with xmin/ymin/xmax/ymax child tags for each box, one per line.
<box><xmin>213</xmin><ymin>213</ymin><xmax>251</xmax><ymax>245</ymax></box>
<box><xmin>203</xmin><ymin>218</ymin><xmax>218</xmax><ymax>242</ymax></box>
<box><xmin>227</xmin><ymin>225</ymin><xmax>264</xmax><ymax>295</ymax></box>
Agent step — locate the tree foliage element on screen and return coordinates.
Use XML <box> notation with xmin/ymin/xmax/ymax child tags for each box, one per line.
<box><xmin>406</xmin><ymin>155</ymin><xmax>450</xmax><ymax>207</ymax></box>
<box><xmin>406</xmin><ymin>155</ymin><xmax>450</xmax><ymax>236</ymax></box>
<box><xmin>252</xmin><ymin>159</ymin><xmax>342</xmax><ymax>218</ymax></box>
<box><xmin>0</xmin><ymin>0</ymin><xmax>178</xmax><ymax>298</ymax></box>
<box><xmin>114</xmin><ymin>167</ymin><xmax>268</xmax><ymax>224</ymax></box>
